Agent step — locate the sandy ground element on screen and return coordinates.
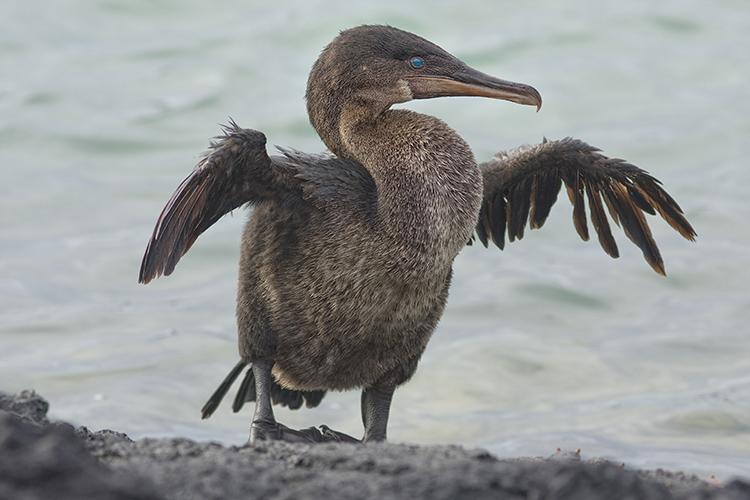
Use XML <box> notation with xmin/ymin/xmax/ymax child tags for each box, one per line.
<box><xmin>2</xmin><ymin>390</ymin><xmax>748</xmax><ymax>500</ymax></box>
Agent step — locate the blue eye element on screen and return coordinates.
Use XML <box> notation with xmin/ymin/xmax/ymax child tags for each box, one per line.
<box><xmin>409</xmin><ymin>56</ymin><xmax>425</xmax><ymax>69</ymax></box>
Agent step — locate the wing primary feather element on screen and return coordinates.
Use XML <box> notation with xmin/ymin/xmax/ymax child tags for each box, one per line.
<box><xmin>605</xmin><ymin>182</ymin><xmax>665</xmax><ymax>275</ymax></box>
<box><xmin>508</xmin><ymin>177</ymin><xmax>532</xmax><ymax>241</ymax></box>
<box><xmin>476</xmin><ymin>205</ymin><xmax>490</xmax><ymax>247</ymax></box>
<box><xmin>534</xmin><ymin>171</ymin><xmax>562</xmax><ymax>228</ymax></box>
<box><xmin>564</xmin><ymin>170</ymin><xmax>589</xmax><ymax>241</ymax></box>
<box><xmin>529</xmin><ymin>174</ymin><xmax>540</xmax><ymax>229</ymax></box>
<box><xmin>530</xmin><ymin>172</ymin><xmax>562</xmax><ymax>229</ymax></box>
<box><xmin>633</xmin><ymin>177</ymin><xmax>697</xmax><ymax>241</ymax></box>
<box><xmin>584</xmin><ymin>180</ymin><xmax>619</xmax><ymax>258</ymax></box>
<box><xmin>488</xmin><ymin>193</ymin><xmax>507</xmax><ymax>249</ymax></box>
<box><xmin>602</xmin><ymin>183</ymin><xmax>621</xmax><ymax>227</ymax></box>
<box><xmin>628</xmin><ymin>185</ymin><xmax>656</xmax><ymax>215</ymax></box>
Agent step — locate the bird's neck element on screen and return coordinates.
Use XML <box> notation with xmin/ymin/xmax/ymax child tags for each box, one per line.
<box><xmin>338</xmin><ymin>103</ymin><xmax>483</xmax><ymax>268</ymax></box>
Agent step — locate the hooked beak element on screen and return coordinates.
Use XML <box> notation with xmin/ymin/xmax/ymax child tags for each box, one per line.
<box><xmin>406</xmin><ymin>65</ymin><xmax>542</xmax><ymax>111</ymax></box>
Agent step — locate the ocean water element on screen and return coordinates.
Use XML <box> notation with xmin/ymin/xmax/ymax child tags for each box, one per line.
<box><xmin>1</xmin><ymin>0</ymin><xmax>749</xmax><ymax>480</ymax></box>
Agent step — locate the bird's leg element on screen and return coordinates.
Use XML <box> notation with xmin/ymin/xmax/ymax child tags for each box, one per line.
<box><xmin>248</xmin><ymin>360</ymin><xmax>319</xmax><ymax>444</ymax></box>
<box><xmin>248</xmin><ymin>360</ymin><xmax>358</xmax><ymax>444</ymax></box>
<box><xmin>248</xmin><ymin>359</ymin><xmax>278</xmax><ymax>442</ymax></box>
<box><xmin>360</xmin><ymin>384</ymin><xmax>395</xmax><ymax>442</ymax></box>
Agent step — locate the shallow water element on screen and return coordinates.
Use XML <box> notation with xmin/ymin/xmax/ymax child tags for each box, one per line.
<box><xmin>2</xmin><ymin>0</ymin><xmax>749</xmax><ymax>480</ymax></box>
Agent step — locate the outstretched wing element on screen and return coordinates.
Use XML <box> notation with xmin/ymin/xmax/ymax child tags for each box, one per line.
<box><xmin>138</xmin><ymin>121</ymin><xmax>299</xmax><ymax>284</ymax></box>
<box><xmin>139</xmin><ymin>121</ymin><xmax>377</xmax><ymax>284</ymax></box>
<box><xmin>475</xmin><ymin>137</ymin><xmax>696</xmax><ymax>275</ymax></box>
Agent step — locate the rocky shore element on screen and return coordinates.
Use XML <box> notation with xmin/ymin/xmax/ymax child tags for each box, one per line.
<box><xmin>1</xmin><ymin>390</ymin><xmax>748</xmax><ymax>500</ymax></box>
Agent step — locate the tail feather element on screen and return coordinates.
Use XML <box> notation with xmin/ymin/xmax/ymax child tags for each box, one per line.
<box><xmin>232</xmin><ymin>368</ymin><xmax>256</xmax><ymax>413</ymax></box>
<box><xmin>200</xmin><ymin>360</ymin><xmax>248</xmax><ymax>419</ymax></box>
<box><xmin>202</xmin><ymin>360</ymin><xmax>328</xmax><ymax>418</ymax></box>
<box><xmin>302</xmin><ymin>390</ymin><xmax>326</xmax><ymax>408</ymax></box>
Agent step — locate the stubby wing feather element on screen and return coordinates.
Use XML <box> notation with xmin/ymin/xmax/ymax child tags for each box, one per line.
<box><xmin>139</xmin><ymin>122</ymin><xmax>378</xmax><ymax>284</ymax></box>
<box><xmin>274</xmin><ymin>147</ymin><xmax>377</xmax><ymax>221</ymax></box>
<box><xmin>139</xmin><ymin>121</ymin><xmax>299</xmax><ymax>284</ymax></box>
<box><xmin>476</xmin><ymin>138</ymin><xmax>696</xmax><ymax>275</ymax></box>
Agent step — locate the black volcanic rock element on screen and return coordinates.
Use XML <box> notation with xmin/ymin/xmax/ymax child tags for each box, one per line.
<box><xmin>0</xmin><ymin>411</ymin><xmax>162</xmax><ymax>500</ymax></box>
<box><xmin>0</xmin><ymin>390</ymin><xmax>49</xmax><ymax>426</ymax></box>
<box><xmin>1</xmin><ymin>390</ymin><xmax>748</xmax><ymax>500</ymax></box>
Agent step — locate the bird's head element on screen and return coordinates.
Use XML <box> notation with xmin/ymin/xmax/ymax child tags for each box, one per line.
<box><xmin>306</xmin><ymin>25</ymin><xmax>542</xmax><ymax>156</ymax></box>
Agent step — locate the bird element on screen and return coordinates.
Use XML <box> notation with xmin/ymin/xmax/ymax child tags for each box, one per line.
<box><xmin>139</xmin><ymin>25</ymin><xmax>695</xmax><ymax>444</ymax></box>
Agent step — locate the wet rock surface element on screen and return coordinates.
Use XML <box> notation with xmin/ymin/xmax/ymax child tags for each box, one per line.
<box><xmin>2</xmin><ymin>390</ymin><xmax>748</xmax><ymax>500</ymax></box>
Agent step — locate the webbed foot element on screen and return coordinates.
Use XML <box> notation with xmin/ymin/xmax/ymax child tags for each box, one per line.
<box><xmin>250</xmin><ymin>419</ymin><xmax>359</xmax><ymax>444</ymax></box>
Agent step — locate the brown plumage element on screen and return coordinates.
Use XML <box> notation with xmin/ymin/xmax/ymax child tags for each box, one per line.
<box><xmin>139</xmin><ymin>25</ymin><xmax>695</xmax><ymax>444</ymax></box>
<box><xmin>475</xmin><ymin>138</ymin><xmax>695</xmax><ymax>275</ymax></box>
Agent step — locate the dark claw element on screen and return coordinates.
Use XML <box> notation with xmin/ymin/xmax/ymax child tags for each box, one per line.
<box><xmin>318</xmin><ymin>425</ymin><xmax>360</xmax><ymax>443</ymax></box>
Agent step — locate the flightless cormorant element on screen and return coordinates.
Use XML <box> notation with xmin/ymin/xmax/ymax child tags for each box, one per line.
<box><xmin>139</xmin><ymin>25</ymin><xmax>695</xmax><ymax>443</ymax></box>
